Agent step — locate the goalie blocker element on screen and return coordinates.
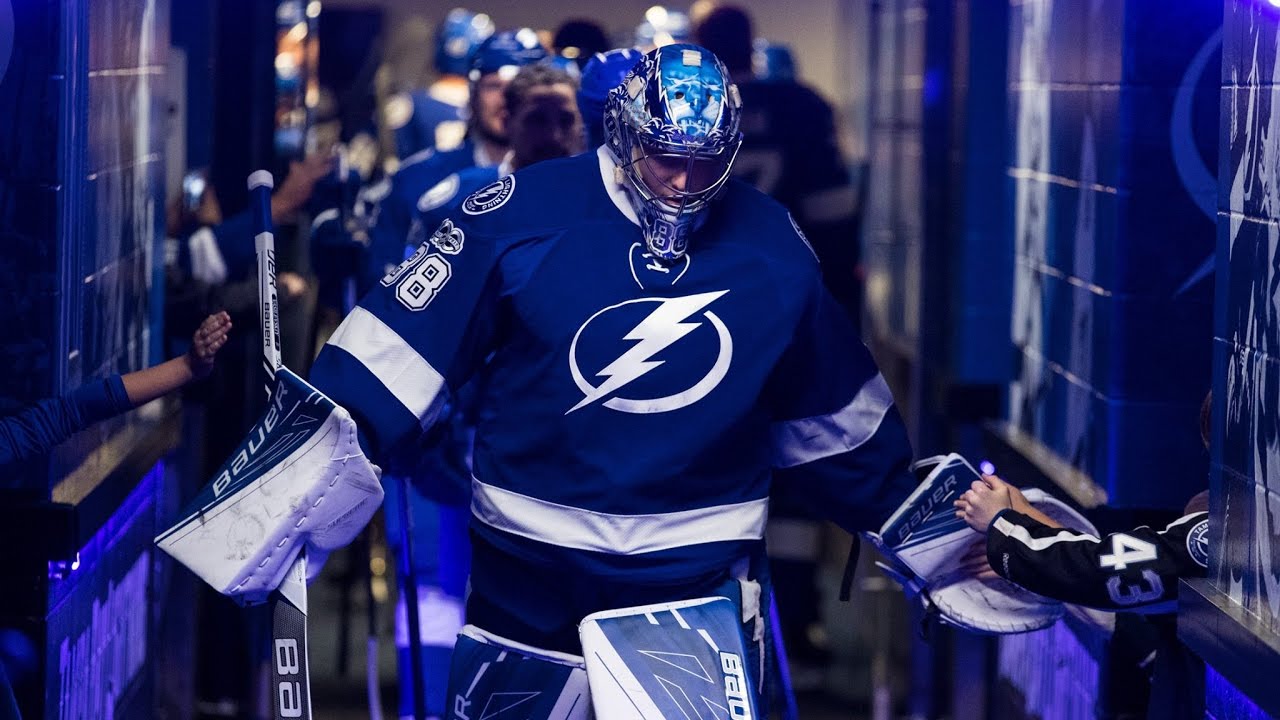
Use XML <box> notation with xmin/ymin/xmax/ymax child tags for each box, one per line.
<box><xmin>155</xmin><ymin>368</ymin><xmax>383</xmax><ymax>602</ymax></box>
<box><xmin>868</xmin><ymin>454</ymin><xmax>1098</xmax><ymax>635</ymax></box>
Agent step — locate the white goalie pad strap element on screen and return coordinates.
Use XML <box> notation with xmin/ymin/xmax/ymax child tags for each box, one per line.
<box><xmin>460</xmin><ymin>625</ymin><xmax>586</xmax><ymax>669</ymax></box>
<box><xmin>155</xmin><ymin>369</ymin><xmax>384</xmax><ymax>601</ymax></box>
<box><xmin>578</xmin><ymin>597</ymin><xmax>760</xmax><ymax>720</ymax></box>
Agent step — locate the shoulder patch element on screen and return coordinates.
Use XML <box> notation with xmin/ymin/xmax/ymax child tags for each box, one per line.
<box><xmin>462</xmin><ymin>175</ymin><xmax>516</xmax><ymax>215</ymax></box>
<box><xmin>428</xmin><ymin>218</ymin><xmax>466</xmax><ymax>255</ymax></box>
<box><xmin>789</xmin><ymin>212</ymin><xmax>818</xmax><ymax>262</ymax></box>
<box><xmin>1186</xmin><ymin>517</ymin><xmax>1210</xmax><ymax>568</ymax></box>
<box><xmin>385</xmin><ymin>93</ymin><xmax>413</xmax><ymax>130</ymax></box>
<box><xmin>419</xmin><ymin>174</ymin><xmax>462</xmax><ymax>213</ymax></box>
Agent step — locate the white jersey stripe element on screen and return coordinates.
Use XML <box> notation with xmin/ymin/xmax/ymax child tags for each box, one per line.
<box><xmin>471</xmin><ymin>479</ymin><xmax>769</xmax><ymax>555</ymax></box>
<box><xmin>992</xmin><ymin>515</ymin><xmax>1101</xmax><ymax>551</ymax></box>
<box><xmin>326</xmin><ymin>306</ymin><xmax>447</xmax><ymax>428</ymax></box>
<box><xmin>771</xmin><ymin>373</ymin><xmax>895</xmax><ymax>469</ymax></box>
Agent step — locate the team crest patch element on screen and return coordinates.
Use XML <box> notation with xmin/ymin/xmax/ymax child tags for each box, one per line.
<box><xmin>429</xmin><ymin>219</ymin><xmax>465</xmax><ymax>255</ymax></box>
<box><xmin>1186</xmin><ymin>518</ymin><xmax>1210</xmax><ymax>568</ymax></box>
<box><xmin>462</xmin><ymin>175</ymin><xmax>515</xmax><ymax>215</ymax></box>
<box><xmin>419</xmin><ymin>174</ymin><xmax>461</xmax><ymax>213</ymax></box>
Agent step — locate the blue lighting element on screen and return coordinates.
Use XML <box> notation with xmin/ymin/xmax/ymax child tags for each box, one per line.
<box><xmin>980</xmin><ymin>461</ymin><xmax>996</xmax><ymax>475</ymax></box>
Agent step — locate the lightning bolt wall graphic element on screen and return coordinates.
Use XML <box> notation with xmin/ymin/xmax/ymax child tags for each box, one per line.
<box><xmin>568</xmin><ymin>291</ymin><xmax>728</xmax><ymax>413</ymax></box>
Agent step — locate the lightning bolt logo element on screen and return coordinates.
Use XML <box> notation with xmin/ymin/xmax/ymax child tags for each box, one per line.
<box><xmin>568</xmin><ymin>291</ymin><xmax>733</xmax><ymax>415</ymax></box>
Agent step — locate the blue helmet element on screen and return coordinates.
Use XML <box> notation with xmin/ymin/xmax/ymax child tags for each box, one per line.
<box><xmin>469</xmin><ymin>28</ymin><xmax>548</xmax><ymax>81</ymax></box>
<box><xmin>634</xmin><ymin>6</ymin><xmax>691</xmax><ymax>49</ymax></box>
<box><xmin>752</xmin><ymin>40</ymin><xmax>796</xmax><ymax>83</ymax></box>
<box><xmin>434</xmin><ymin>8</ymin><xmax>495</xmax><ymax>77</ymax></box>
<box><xmin>578</xmin><ymin>48</ymin><xmax>643</xmax><ymax>149</ymax></box>
<box><xmin>605</xmin><ymin>44</ymin><xmax>743</xmax><ymax>262</ymax></box>
<box><xmin>546</xmin><ymin>54</ymin><xmax>583</xmax><ymax>81</ymax></box>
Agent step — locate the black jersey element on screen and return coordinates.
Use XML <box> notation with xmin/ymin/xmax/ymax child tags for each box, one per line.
<box><xmin>986</xmin><ymin>509</ymin><xmax>1210</xmax><ymax>613</ymax></box>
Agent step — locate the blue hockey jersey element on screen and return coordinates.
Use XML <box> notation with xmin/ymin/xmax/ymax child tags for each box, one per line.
<box><xmin>409</xmin><ymin>164</ymin><xmax>504</xmax><ymax>248</ymax></box>
<box><xmin>310</xmin><ymin>148</ymin><xmax>915</xmax><ymax>583</ymax></box>
<box><xmin>359</xmin><ymin>142</ymin><xmax>486</xmax><ymax>295</ymax></box>
<box><xmin>389</xmin><ymin>89</ymin><xmax>468</xmax><ymax>161</ymax></box>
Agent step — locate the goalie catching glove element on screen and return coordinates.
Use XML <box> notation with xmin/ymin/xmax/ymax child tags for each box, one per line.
<box><xmin>867</xmin><ymin>454</ymin><xmax>1098</xmax><ymax>635</ymax></box>
<box><xmin>155</xmin><ymin>368</ymin><xmax>383</xmax><ymax>602</ymax></box>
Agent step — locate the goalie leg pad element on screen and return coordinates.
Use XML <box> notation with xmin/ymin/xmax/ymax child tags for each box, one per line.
<box><xmin>155</xmin><ymin>368</ymin><xmax>384</xmax><ymax>601</ymax></box>
<box><xmin>579</xmin><ymin>595</ymin><xmax>763</xmax><ymax>720</ymax></box>
<box><xmin>447</xmin><ymin>625</ymin><xmax>590</xmax><ymax>720</ymax></box>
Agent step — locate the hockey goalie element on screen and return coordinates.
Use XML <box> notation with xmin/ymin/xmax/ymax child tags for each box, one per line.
<box><xmin>158</xmin><ymin>44</ymin><xmax>1035</xmax><ymax>719</ymax></box>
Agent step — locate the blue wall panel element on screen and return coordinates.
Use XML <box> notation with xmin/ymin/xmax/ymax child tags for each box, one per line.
<box><xmin>1216</xmin><ymin>0</ymin><xmax>1280</xmax><ymax>642</ymax></box>
<box><xmin>1207</xmin><ymin>0</ymin><xmax>1280</xmax><ymax>715</ymax></box>
<box><xmin>1007</xmin><ymin>0</ymin><xmax>1219</xmax><ymax>509</ymax></box>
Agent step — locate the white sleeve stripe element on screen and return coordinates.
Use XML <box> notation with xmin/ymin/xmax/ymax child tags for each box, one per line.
<box><xmin>326</xmin><ymin>306</ymin><xmax>447</xmax><ymax>427</ymax></box>
<box><xmin>992</xmin><ymin>516</ymin><xmax>1101</xmax><ymax>551</ymax></box>
<box><xmin>1161</xmin><ymin>512</ymin><xmax>1208</xmax><ymax>533</ymax></box>
<box><xmin>1116</xmin><ymin>512</ymin><xmax>1209</xmax><ymax>537</ymax></box>
<box><xmin>770</xmin><ymin>373</ymin><xmax>895</xmax><ymax>469</ymax></box>
<box><xmin>188</xmin><ymin>227</ymin><xmax>228</xmax><ymax>285</ymax></box>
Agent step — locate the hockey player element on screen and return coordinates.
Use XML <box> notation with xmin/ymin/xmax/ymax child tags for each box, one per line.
<box><xmin>310</xmin><ymin>29</ymin><xmax>549</xmax><ymax>329</ymax></box>
<box><xmin>325</xmin><ymin>31</ymin><xmax>550</xmax><ymax>719</ymax></box>
<box><xmin>576</xmin><ymin>48</ymin><xmax>644</xmax><ymax>151</ymax></box>
<box><xmin>386</xmin><ymin>8</ymin><xmax>494</xmax><ymax>161</ymax></box>
<box><xmin>415</xmin><ymin>62</ymin><xmax>585</xmax><ymax>233</ymax></box>
<box><xmin>379</xmin><ymin>60</ymin><xmax>585</xmax><ymax>719</ymax></box>
<box><xmin>359</xmin><ymin>29</ymin><xmax>548</xmax><ymax>295</ymax></box>
<box><xmin>308</xmin><ymin>44</ymin><xmax>919</xmax><ymax>715</ymax></box>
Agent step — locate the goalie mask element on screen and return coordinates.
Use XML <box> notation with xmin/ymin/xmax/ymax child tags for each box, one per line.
<box><xmin>604</xmin><ymin>44</ymin><xmax>743</xmax><ymax>262</ymax></box>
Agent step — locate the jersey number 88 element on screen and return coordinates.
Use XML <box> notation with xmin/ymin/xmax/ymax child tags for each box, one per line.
<box><xmin>382</xmin><ymin>245</ymin><xmax>453</xmax><ymax>311</ymax></box>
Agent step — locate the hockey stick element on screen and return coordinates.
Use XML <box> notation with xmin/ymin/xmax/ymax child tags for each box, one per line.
<box><xmin>395</xmin><ymin>475</ymin><xmax>428</xmax><ymax>720</ymax></box>
<box><xmin>767</xmin><ymin>595</ymin><xmax>800</xmax><ymax>720</ymax></box>
<box><xmin>250</xmin><ymin>170</ymin><xmax>314</xmax><ymax>720</ymax></box>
